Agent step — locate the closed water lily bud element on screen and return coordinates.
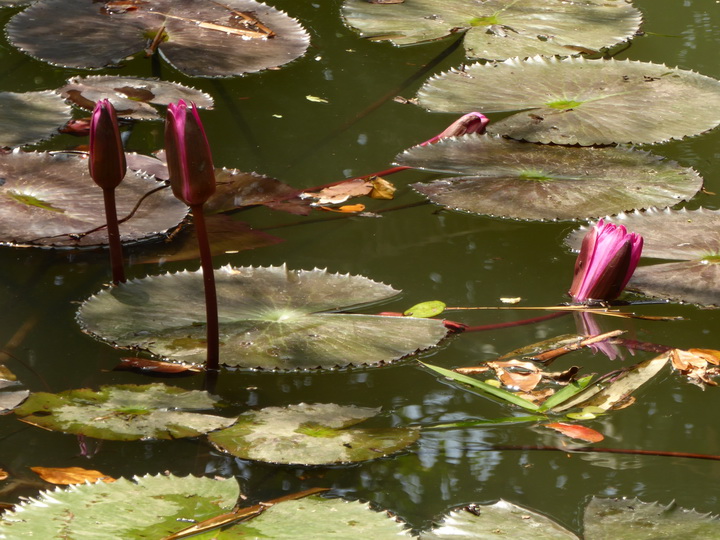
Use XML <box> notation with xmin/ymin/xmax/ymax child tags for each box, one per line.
<box><xmin>164</xmin><ymin>100</ymin><xmax>216</xmax><ymax>207</ymax></box>
<box><xmin>89</xmin><ymin>99</ymin><xmax>126</xmax><ymax>190</ymax></box>
<box><xmin>569</xmin><ymin>219</ymin><xmax>643</xmax><ymax>303</ymax></box>
<box><xmin>421</xmin><ymin>112</ymin><xmax>490</xmax><ymax>146</ymax></box>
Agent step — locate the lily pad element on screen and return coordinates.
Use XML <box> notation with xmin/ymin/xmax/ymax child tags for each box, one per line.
<box><xmin>14</xmin><ymin>384</ymin><xmax>236</xmax><ymax>440</ymax></box>
<box><xmin>342</xmin><ymin>0</ymin><xmax>640</xmax><ymax>61</ymax></box>
<box><xmin>226</xmin><ymin>496</ymin><xmax>413</xmax><ymax>538</ymax></box>
<box><xmin>57</xmin><ymin>76</ymin><xmax>213</xmax><ymax>120</ymax></box>
<box><xmin>418</xmin><ymin>57</ymin><xmax>720</xmax><ymax>145</ymax></box>
<box><xmin>420</xmin><ymin>500</ymin><xmax>579</xmax><ymax>539</ymax></box>
<box><xmin>566</xmin><ymin>209</ymin><xmax>720</xmax><ymax>306</ymax></box>
<box><xmin>584</xmin><ymin>497</ymin><xmax>720</xmax><ymax>539</ymax></box>
<box><xmin>396</xmin><ymin>135</ymin><xmax>701</xmax><ymax>220</ymax></box>
<box><xmin>77</xmin><ymin>265</ymin><xmax>448</xmax><ymax>369</ymax></box>
<box><xmin>7</xmin><ymin>0</ymin><xmax>310</xmax><ymax>77</ymax></box>
<box><xmin>209</xmin><ymin>402</ymin><xmax>419</xmax><ymax>465</ymax></box>
<box><xmin>0</xmin><ymin>151</ymin><xmax>187</xmax><ymax>248</ymax></box>
<box><xmin>0</xmin><ymin>91</ymin><xmax>71</xmax><ymax>148</ymax></box>
<box><xmin>0</xmin><ymin>474</ymin><xmax>241</xmax><ymax>538</ymax></box>
<box><xmin>205</xmin><ymin>168</ymin><xmax>305</xmax><ymax>215</ymax></box>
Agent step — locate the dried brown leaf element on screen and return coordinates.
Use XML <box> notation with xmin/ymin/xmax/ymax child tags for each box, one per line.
<box><xmin>31</xmin><ymin>466</ymin><xmax>115</xmax><ymax>485</ymax></box>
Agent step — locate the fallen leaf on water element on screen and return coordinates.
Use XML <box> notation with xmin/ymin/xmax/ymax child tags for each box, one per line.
<box><xmin>688</xmin><ymin>348</ymin><xmax>720</xmax><ymax>365</ymax></box>
<box><xmin>487</xmin><ymin>360</ymin><xmax>542</xmax><ymax>392</ymax></box>
<box><xmin>114</xmin><ymin>357</ymin><xmax>203</xmax><ymax>374</ymax></box>
<box><xmin>303</xmin><ymin>179</ymin><xmax>372</xmax><ymax>205</ymax></box>
<box><xmin>516</xmin><ymin>388</ymin><xmax>554</xmax><ymax>405</ymax></box>
<box><xmin>370</xmin><ymin>177</ymin><xmax>396</xmax><ymax>200</ymax></box>
<box><xmin>670</xmin><ymin>348</ymin><xmax>718</xmax><ymax>388</ymax></box>
<box><xmin>319</xmin><ymin>204</ymin><xmax>366</xmax><ymax>213</ymax></box>
<box><xmin>500</xmin><ymin>297</ymin><xmax>522</xmax><ymax>304</ymax></box>
<box><xmin>0</xmin><ymin>468</ymin><xmax>8</xmax><ymax>481</ymax></box>
<box><xmin>306</xmin><ymin>95</ymin><xmax>329</xmax><ymax>103</ymax></box>
<box><xmin>544</xmin><ymin>422</ymin><xmax>604</xmax><ymax>443</ymax></box>
<box><xmin>31</xmin><ymin>466</ymin><xmax>115</xmax><ymax>485</ymax></box>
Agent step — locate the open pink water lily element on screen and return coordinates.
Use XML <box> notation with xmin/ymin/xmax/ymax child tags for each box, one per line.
<box><xmin>420</xmin><ymin>112</ymin><xmax>489</xmax><ymax>146</ymax></box>
<box><xmin>89</xmin><ymin>99</ymin><xmax>126</xmax><ymax>190</ymax></box>
<box><xmin>569</xmin><ymin>219</ymin><xmax>643</xmax><ymax>303</ymax></box>
<box><xmin>164</xmin><ymin>100</ymin><xmax>216</xmax><ymax>207</ymax></box>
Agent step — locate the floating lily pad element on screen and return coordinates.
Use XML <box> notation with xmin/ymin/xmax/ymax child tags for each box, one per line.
<box><xmin>0</xmin><ymin>475</ymin><xmax>411</xmax><ymax>538</ymax></box>
<box><xmin>228</xmin><ymin>496</ymin><xmax>413</xmax><ymax>538</ymax></box>
<box><xmin>0</xmin><ymin>474</ymin><xmax>241</xmax><ymax>538</ymax></box>
<box><xmin>0</xmin><ymin>151</ymin><xmax>187</xmax><ymax>248</ymax></box>
<box><xmin>0</xmin><ymin>91</ymin><xmax>71</xmax><ymax>148</ymax></box>
<box><xmin>205</xmin><ymin>168</ymin><xmax>305</xmax><ymax>215</ymax></box>
<box><xmin>584</xmin><ymin>497</ymin><xmax>720</xmax><ymax>539</ymax></box>
<box><xmin>419</xmin><ymin>497</ymin><xmax>720</xmax><ymax>539</ymax></box>
<box><xmin>566</xmin><ymin>209</ymin><xmax>720</xmax><ymax>306</ymax></box>
<box><xmin>396</xmin><ymin>135</ymin><xmax>701</xmax><ymax>220</ymax></box>
<box><xmin>209</xmin><ymin>402</ymin><xmax>419</xmax><ymax>465</ymax></box>
<box><xmin>14</xmin><ymin>384</ymin><xmax>235</xmax><ymax>440</ymax></box>
<box><xmin>342</xmin><ymin>0</ymin><xmax>640</xmax><ymax>61</ymax></box>
<box><xmin>418</xmin><ymin>57</ymin><xmax>720</xmax><ymax>145</ymax></box>
<box><xmin>77</xmin><ymin>265</ymin><xmax>448</xmax><ymax>369</ymax></box>
<box><xmin>420</xmin><ymin>500</ymin><xmax>579</xmax><ymax>539</ymax></box>
<box><xmin>57</xmin><ymin>76</ymin><xmax>213</xmax><ymax>120</ymax></box>
<box><xmin>7</xmin><ymin>0</ymin><xmax>310</xmax><ymax>77</ymax></box>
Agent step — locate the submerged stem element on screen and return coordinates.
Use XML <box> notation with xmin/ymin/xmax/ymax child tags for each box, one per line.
<box><xmin>102</xmin><ymin>188</ymin><xmax>125</xmax><ymax>285</ymax></box>
<box><xmin>191</xmin><ymin>204</ymin><xmax>219</xmax><ymax>372</ymax></box>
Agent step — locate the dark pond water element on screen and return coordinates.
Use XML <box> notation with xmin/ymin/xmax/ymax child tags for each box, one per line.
<box><xmin>0</xmin><ymin>0</ymin><xmax>719</xmax><ymax>535</ymax></box>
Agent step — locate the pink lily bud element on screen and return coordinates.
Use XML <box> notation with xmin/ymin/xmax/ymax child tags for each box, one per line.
<box><xmin>164</xmin><ymin>100</ymin><xmax>216</xmax><ymax>207</ymax></box>
<box><xmin>569</xmin><ymin>219</ymin><xmax>643</xmax><ymax>303</ymax></box>
<box><xmin>89</xmin><ymin>99</ymin><xmax>126</xmax><ymax>190</ymax></box>
<box><xmin>420</xmin><ymin>112</ymin><xmax>490</xmax><ymax>146</ymax></box>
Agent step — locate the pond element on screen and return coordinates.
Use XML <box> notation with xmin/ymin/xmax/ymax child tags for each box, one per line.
<box><xmin>0</xmin><ymin>0</ymin><xmax>719</xmax><ymax>537</ymax></box>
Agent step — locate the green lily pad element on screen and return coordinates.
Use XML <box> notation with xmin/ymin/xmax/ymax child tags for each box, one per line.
<box><xmin>57</xmin><ymin>76</ymin><xmax>213</xmax><ymax>120</ymax></box>
<box><xmin>77</xmin><ymin>265</ymin><xmax>448</xmax><ymax>369</ymax></box>
<box><xmin>0</xmin><ymin>475</ymin><xmax>412</xmax><ymax>538</ymax></box>
<box><xmin>7</xmin><ymin>0</ymin><xmax>309</xmax><ymax>77</ymax></box>
<box><xmin>0</xmin><ymin>151</ymin><xmax>187</xmax><ymax>248</ymax></box>
<box><xmin>0</xmin><ymin>474</ymin><xmax>241</xmax><ymax>538</ymax></box>
<box><xmin>0</xmin><ymin>90</ymin><xmax>71</xmax><ymax>148</ymax></box>
<box><xmin>208</xmin><ymin>402</ymin><xmax>419</xmax><ymax>465</ymax></box>
<box><xmin>584</xmin><ymin>497</ymin><xmax>720</xmax><ymax>539</ymax></box>
<box><xmin>342</xmin><ymin>0</ymin><xmax>640</xmax><ymax>61</ymax></box>
<box><xmin>419</xmin><ymin>500</ymin><xmax>579</xmax><ymax>539</ymax></box>
<box><xmin>397</xmin><ymin>135</ymin><xmax>701</xmax><ymax>220</ymax></box>
<box><xmin>225</xmin><ymin>496</ymin><xmax>413</xmax><ymax>538</ymax></box>
<box><xmin>14</xmin><ymin>384</ymin><xmax>236</xmax><ymax>440</ymax></box>
<box><xmin>566</xmin><ymin>209</ymin><xmax>720</xmax><ymax>306</ymax></box>
<box><xmin>418</xmin><ymin>57</ymin><xmax>720</xmax><ymax>145</ymax></box>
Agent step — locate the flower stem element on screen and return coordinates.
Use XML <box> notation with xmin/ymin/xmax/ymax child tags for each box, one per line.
<box><xmin>191</xmin><ymin>204</ymin><xmax>219</xmax><ymax>371</ymax></box>
<box><xmin>102</xmin><ymin>188</ymin><xmax>125</xmax><ymax>285</ymax></box>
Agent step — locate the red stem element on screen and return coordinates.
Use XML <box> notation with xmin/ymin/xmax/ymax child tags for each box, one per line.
<box><xmin>490</xmin><ymin>444</ymin><xmax>720</xmax><ymax>461</ymax></box>
<box><xmin>191</xmin><ymin>205</ymin><xmax>219</xmax><ymax>372</ymax></box>
<box><xmin>102</xmin><ymin>188</ymin><xmax>125</xmax><ymax>285</ymax></box>
<box><xmin>462</xmin><ymin>311</ymin><xmax>570</xmax><ymax>332</ymax></box>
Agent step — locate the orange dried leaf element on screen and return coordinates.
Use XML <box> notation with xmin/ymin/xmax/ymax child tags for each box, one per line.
<box><xmin>0</xmin><ymin>468</ymin><xmax>8</xmax><ymax>481</ymax></box>
<box><xmin>544</xmin><ymin>422</ymin><xmax>604</xmax><ymax>443</ymax></box>
<box><xmin>318</xmin><ymin>204</ymin><xmax>366</xmax><ymax>213</ymax></box>
<box><xmin>114</xmin><ymin>357</ymin><xmax>203</xmax><ymax>374</ymax></box>
<box><xmin>688</xmin><ymin>348</ymin><xmax>720</xmax><ymax>365</ymax></box>
<box><xmin>516</xmin><ymin>388</ymin><xmax>554</xmax><ymax>405</ymax></box>
<box><xmin>498</xmin><ymin>370</ymin><xmax>542</xmax><ymax>392</ymax></box>
<box><xmin>31</xmin><ymin>466</ymin><xmax>115</xmax><ymax>485</ymax></box>
<box><xmin>304</xmin><ymin>179</ymin><xmax>371</xmax><ymax>204</ymax></box>
<box><xmin>454</xmin><ymin>366</ymin><xmax>490</xmax><ymax>375</ymax></box>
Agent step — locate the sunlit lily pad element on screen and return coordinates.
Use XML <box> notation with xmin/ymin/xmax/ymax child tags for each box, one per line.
<box><xmin>209</xmin><ymin>402</ymin><xmax>419</xmax><ymax>465</ymax></box>
<box><xmin>342</xmin><ymin>0</ymin><xmax>640</xmax><ymax>61</ymax></box>
<box><xmin>418</xmin><ymin>57</ymin><xmax>720</xmax><ymax>145</ymax></box>
<box><xmin>566</xmin><ymin>209</ymin><xmax>720</xmax><ymax>306</ymax></box>
<box><xmin>584</xmin><ymin>497</ymin><xmax>720</xmax><ymax>539</ymax></box>
<box><xmin>14</xmin><ymin>384</ymin><xmax>236</xmax><ymax>440</ymax></box>
<box><xmin>0</xmin><ymin>91</ymin><xmax>71</xmax><ymax>148</ymax></box>
<box><xmin>57</xmin><ymin>76</ymin><xmax>213</xmax><ymax>120</ymax></box>
<box><xmin>396</xmin><ymin>135</ymin><xmax>701</xmax><ymax>220</ymax></box>
<box><xmin>77</xmin><ymin>265</ymin><xmax>448</xmax><ymax>369</ymax></box>
<box><xmin>0</xmin><ymin>475</ymin><xmax>411</xmax><ymax>538</ymax></box>
<box><xmin>420</xmin><ymin>500</ymin><xmax>579</xmax><ymax>539</ymax></box>
<box><xmin>7</xmin><ymin>0</ymin><xmax>310</xmax><ymax>77</ymax></box>
<box><xmin>0</xmin><ymin>151</ymin><xmax>187</xmax><ymax>248</ymax></box>
<box><xmin>0</xmin><ymin>474</ymin><xmax>241</xmax><ymax>537</ymax></box>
